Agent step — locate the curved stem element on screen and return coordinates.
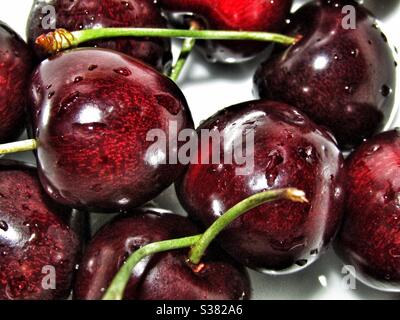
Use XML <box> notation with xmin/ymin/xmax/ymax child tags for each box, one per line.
<box><xmin>0</xmin><ymin>139</ymin><xmax>38</xmax><ymax>155</ymax></box>
<box><xmin>169</xmin><ymin>21</ymin><xmax>200</xmax><ymax>82</ymax></box>
<box><xmin>102</xmin><ymin>188</ymin><xmax>307</xmax><ymax>300</ymax></box>
<box><xmin>36</xmin><ymin>28</ymin><xmax>298</xmax><ymax>54</ymax></box>
<box><xmin>188</xmin><ymin>188</ymin><xmax>308</xmax><ymax>264</ymax></box>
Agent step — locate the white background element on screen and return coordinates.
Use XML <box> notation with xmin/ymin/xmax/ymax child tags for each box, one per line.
<box><xmin>1</xmin><ymin>0</ymin><xmax>399</xmax><ymax>300</ymax></box>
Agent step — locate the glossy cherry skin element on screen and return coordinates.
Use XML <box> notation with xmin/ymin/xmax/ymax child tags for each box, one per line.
<box><xmin>29</xmin><ymin>48</ymin><xmax>194</xmax><ymax>213</ymax></box>
<box><xmin>254</xmin><ymin>0</ymin><xmax>397</xmax><ymax>150</ymax></box>
<box><xmin>159</xmin><ymin>0</ymin><xmax>293</xmax><ymax>63</ymax></box>
<box><xmin>177</xmin><ymin>100</ymin><xmax>345</xmax><ymax>274</ymax></box>
<box><xmin>27</xmin><ymin>0</ymin><xmax>172</xmax><ymax>72</ymax></box>
<box><xmin>74</xmin><ymin>208</ymin><xmax>250</xmax><ymax>300</ymax></box>
<box><xmin>335</xmin><ymin>130</ymin><xmax>400</xmax><ymax>292</ymax></box>
<box><xmin>0</xmin><ymin>160</ymin><xmax>80</xmax><ymax>300</ymax></box>
<box><xmin>0</xmin><ymin>22</ymin><xmax>33</xmax><ymax>143</ymax></box>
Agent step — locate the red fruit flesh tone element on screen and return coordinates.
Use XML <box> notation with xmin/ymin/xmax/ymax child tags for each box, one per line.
<box><xmin>0</xmin><ymin>161</ymin><xmax>80</xmax><ymax>300</ymax></box>
<box><xmin>29</xmin><ymin>48</ymin><xmax>194</xmax><ymax>213</ymax></box>
<box><xmin>0</xmin><ymin>22</ymin><xmax>33</xmax><ymax>143</ymax></box>
<box><xmin>177</xmin><ymin>100</ymin><xmax>345</xmax><ymax>274</ymax></box>
<box><xmin>74</xmin><ymin>209</ymin><xmax>250</xmax><ymax>300</ymax></box>
<box><xmin>160</xmin><ymin>0</ymin><xmax>293</xmax><ymax>62</ymax></box>
<box><xmin>336</xmin><ymin>129</ymin><xmax>400</xmax><ymax>292</ymax></box>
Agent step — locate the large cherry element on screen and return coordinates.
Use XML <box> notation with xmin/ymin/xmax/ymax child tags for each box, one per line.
<box><xmin>335</xmin><ymin>129</ymin><xmax>400</xmax><ymax>292</ymax></box>
<box><xmin>29</xmin><ymin>48</ymin><xmax>194</xmax><ymax>213</ymax></box>
<box><xmin>27</xmin><ymin>0</ymin><xmax>172</xmax><ymax>72</ymax></box>
<box><xmin>0</xmin><ymin>160</ymin><xmax>80</xmax><ymax>300</ymax></box>
<box><xmin>177</xmin><ymin>100</ymin><xmax>345</xmax><ymax>274</ymax></box>
<box><xmin>0</xmin><ymin>22</ymin><xmax>33</xmax><ymax>143</ymax></box>
<box><xmin>159</xmin><ymin>0</ymin><xmax>293</xmax><ymax>63</ymax></box>
<box><xmin>74</xmin><ymin>208</ymin><xmax>250</xmax><ymax>300</ymax></box>
<box><xmin>254</xmin><ymin>0</ymin><xmax>397</xmax><ymax>149</ymax></box>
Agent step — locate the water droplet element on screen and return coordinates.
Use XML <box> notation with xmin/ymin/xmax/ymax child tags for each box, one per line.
<box><xmin>265</xmin><ymin>150</ymin><xmax>284</xmax><ymax>171</ymax></box>
<box><xmin>48</xmin><ymin>91</ymin><xmax>55</xmax><ymax>99</ymax></box>
<box><xmin>58</xmin><ymin>91</ymin><xmax>80</xmax><ymax>114</ymax></box>
<box><xmin>0</xmin><ymin>220</ymin><xmax>8</xmax><ymax>231</ymax></box>
<box><xmin>298</xmin><ymin>146</ymin><xmax>315</xmax><ymax>164</ymax></box>
<box><xmin>155</xmin><ymin>94</ymin><xmax>181</xmax><ymax>115</ymax></box>
<box><xmin>88</xmin><ymin>64</ymin><xmax>98</xmax><ymax>71</ymax></box>
<box><xmin>380</xmin><ymin>85</ymin><xmax>391</xmax><ymax>97</ymax></box>
<box><xmin>350</xmin><ymin>49</ymin><xmax>359</xmax><ymax>57</ymax></box>
<box><xmin>295</xmin><ymin>259</ymin><xmax>308</xmax><ymax>267</ymax></box>
<box><xmin>74</xmin><ymin>76</ymin><xmax>83</xmax><ymax>83</ymax></box>
<box><xmin>366</xmin><ymin>144</ymin><xmax>381</xmax><ymax>155</ymax></box>
<box><xmin>113</xmin><ymin>67</ymin><xmax>132</xmax><ymax>77</ymax></box>
<box><xmin>46</xmin><ymin>84</ymin><xmax>52</xmax><ymax>89</ymax></box>
<box><xmin>381</xmin><ymin>32</ymin><xmax>388</xmax><ymax>43</ymax></box>
<box><xmin>389</xmin><ymin>248</ymin><xmax>400</xmax><ymax>258</ymax></box>
<box><xmin>344</xmin><ymin>85</ymin><xmax>353</xmax><ymax>94</ymax></box>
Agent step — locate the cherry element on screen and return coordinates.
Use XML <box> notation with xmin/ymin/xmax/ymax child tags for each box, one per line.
<box><xmin>254</xmin><ymin>0</ymin><xmax>397</xmax><ymax>149</ymax></box>
<box><xmin>0</xmin><ymin>160</ymin><xmax>80</xmax><ymax>300</ymax></box>
<box><xmin>159</xmin><ymin>0</ymin><xmax>293</xmax><ymax>63</ymax></box>
<box><xmin>27</xmin><ymin>0</ymin><xmax>172</xmax><ymax>72</ymax></box>
<box><xmin>176</xmin><ymin>100</ymin><xmax>345</xmax><ymax>274</ymax></box>
<box><xmin>0</xmin><ymin>22</ymin><xmax>33</xmax><ymax>143</ymax></box>
<box><xmin>74</xmin><ymin>208</ymin><xmax>250</xmax><ymax>300</ymax></box>
<box><xmin>29</xmin><ymin>48</ymin><xmax>194</xmax><ymax>213</ymax></box>
<box><xmin>335</xmin><ymin>129</ymin><xmax>400</xmax><ymax>292</ymax></box>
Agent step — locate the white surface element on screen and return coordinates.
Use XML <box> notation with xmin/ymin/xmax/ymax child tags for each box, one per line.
<box><xmin>1</xmin><ymin>0</ymin><xmax>399</xmax><ymax>300</ymax></box>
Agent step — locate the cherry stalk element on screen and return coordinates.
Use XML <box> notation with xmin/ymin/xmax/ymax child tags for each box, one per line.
<box><xmin>35</xmin><ymin>27</ymin><xmax>298</xmax><ymax>56</ymax></box>
<box><xmin>102</xmin><ymin>188</ymin><xmax>308</xmax><ymax>300</ymax></box>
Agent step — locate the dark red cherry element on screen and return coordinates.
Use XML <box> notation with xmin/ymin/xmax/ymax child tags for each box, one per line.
<box><xmin>254</xmin><ymin>0</ymin><xmax>397</xmax><ymax>149</ymax></box>
<box><xmin>335</xmin><ymin>129</ymin><xmax>400</xmax><ymax>292</ymax></box>
<box><xmin>74</xmin><ymin>208</ymin><xmax>250</xmax><ymax>300</ymax></box>
<box><xmin>27</xmin><ymin>0</ymin><xmax>172</xmax><ymax>72</ymax></box>
<box><xmin>0</xmin><ymin>22</ymin><xmax>33</xmax><ymax>143</ymax></box>
<box><xmin>29</xmin><ymin>48</ymin><xmax>194</xmax><ymax>213</ymax></box>
<box><xmin>176</xmin><ymin>100</ymin><xmax>345</xmax><ymax>273</ymax></box>
<box><xmin>0</xmin><ymin>160</ymin><xmax>80</xmax><ymax>300</ymax></box>
<box><xmin>159</xmin><ymin>0</ymin><xmax>293</xmax><ymax>63</ymax></box>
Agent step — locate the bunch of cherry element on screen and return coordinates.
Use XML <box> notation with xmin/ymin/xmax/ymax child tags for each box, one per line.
<box><xmin>0</xmin><ymin>0</ymin><xmax>399</xmax><ymax>300</ymax></box>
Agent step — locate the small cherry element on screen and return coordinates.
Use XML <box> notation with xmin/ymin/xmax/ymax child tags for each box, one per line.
<box><xmin>27</xmin><ymin>0</ymin><xmax>172</xmax><ymax>72</ymax></box>
<box><xmin>254</xmin><ymin>0</ymin><xmax>397</xmax><ymax>149</ymax></box>
<box><xmin>0</xmin><ymin>160</ymin><xmax>80</xmax><ymax>300</ymax></box>
<box><xmin>176</xmin><ymin>100</ymin><xmax>346</xmax><ymax>274</ymax></box>
<box><xmin>74</xmin><ymin>209</ymin><xmax>251</xmax><ymax>300</ymax></box>
<box><xmin>0</xmin><ymin>48</ymin><xmax>194</xmax><ymax>213</ymax></box>
<box><xmin>159</xmin><ymin>0</ymin><xmax>293</xmax><ymax>63</ymax></box>
<box><xmin>335</xmin><ymin>129</ymin><xmax>400</xmax><ymax>292</ymax></box>
<box><xmin>0</xmin><ymin>22</ymin><xmax>33</xmax><ymax>143</ymax></box>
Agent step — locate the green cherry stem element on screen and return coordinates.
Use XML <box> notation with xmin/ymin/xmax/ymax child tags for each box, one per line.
<box><xmin>35</xmin><ymin>28</ymin><xmax>299</xmax><ymax>55</ymax></box>
<box><xmin>102</xmin><ymin>188</ymin><xmax>308</xmax><ymax>300</ymax></box>
<box><xmin>0</xmin><ymin>139</ymin><xmax>38</xmax><ymax>155</ymax></box>
<box><xmin>169</xmin><ymin>21</ymin><xmax>201</xmax><ymax>82</ymax></box>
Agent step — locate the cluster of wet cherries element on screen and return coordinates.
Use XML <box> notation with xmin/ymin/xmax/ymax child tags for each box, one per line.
<box><xmin>0</xmin><ymin>0</ymin><xmax>399</xmax><ymax>300</ymax></box>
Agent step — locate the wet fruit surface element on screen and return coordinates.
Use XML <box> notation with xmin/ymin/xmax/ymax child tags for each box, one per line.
<box><xmin>0</xmin><ymin>22</ymin><xmax>33</xmax><ymax>143</ymax></box>
<box><xmin>0</xmin><ymin>160</ymin><xmax>80</xmax><ymax>300</ymax></box>
<box><xmin>177</xmin><ymin>100</ymin><xmax>345</xmax><ymax>274</ymax></box>
<box><xmin>254</xmin><ymin>0</ymin><xmax>397</xmax><ymax>149</ymax></box>
<box><xmin>74</xmin><ymin>208</ymin><xmax>251</xmax><ymax>300</ymax></box>
<box><xmin>27</xmin><ymin>0</ymin><xmax>172</xmax><ymax>71</ymax></box>
<box><xmin>29</xmin><ymin>48</ymin><xmax>194</xmax><ymax>213</ymax></box>
<box><xmin>335</xmin><ymin>129</ymin><xmax>400</xmax><ymax>292</ymax></box>
<box><xmin>159</xmin><ymin>0</ymin><xmax>292</xmax><ymax>63</ymax></box>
